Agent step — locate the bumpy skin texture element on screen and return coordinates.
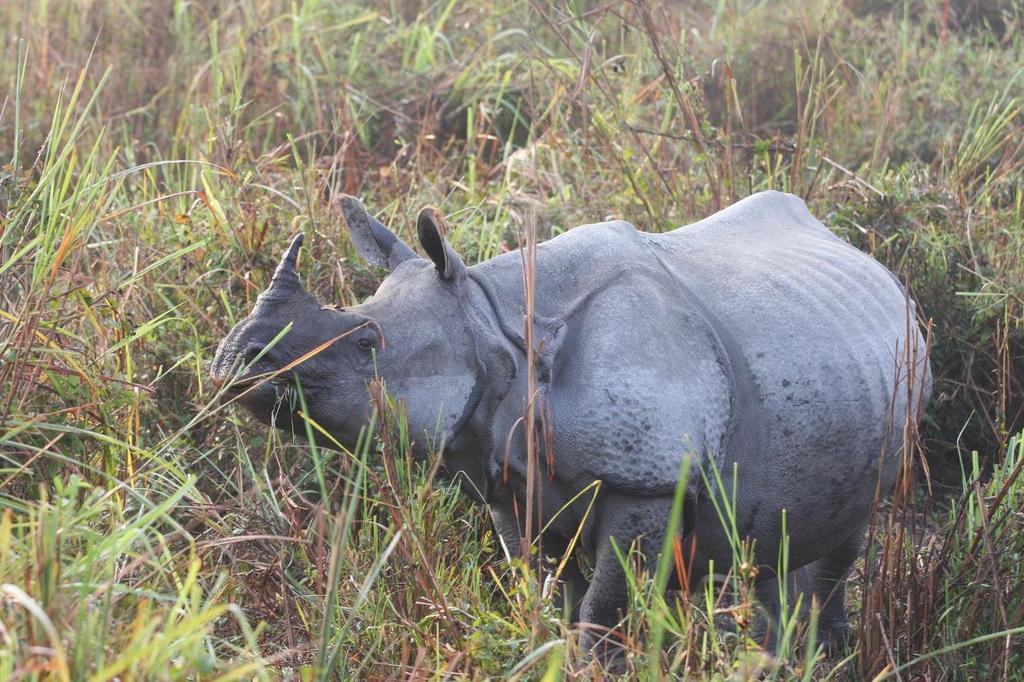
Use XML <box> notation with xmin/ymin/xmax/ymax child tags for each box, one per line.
<box><xmin>210</xmin><ymin>191</ymin><xmax>932</xmax><ymax>653</ymax></box>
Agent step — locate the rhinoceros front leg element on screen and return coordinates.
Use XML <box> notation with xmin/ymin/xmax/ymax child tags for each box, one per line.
<box><xmin>488</xmin><ymin>504</ymin><xmax>523</xmax><ymax>558</ymax></box>
<box><xmin>539</xmin><ymin>533</ymin><xmax>590</xmax><ymax>620</ymax></box>
<box><xmin>488</xmin><ymin>504</ymin><xmax>589</xmax><ymax>618</ymax></box>
<box><xmin>578</xmin><ymin>496</ymin><xmax>670</xmax><ymax>659</ymax></box>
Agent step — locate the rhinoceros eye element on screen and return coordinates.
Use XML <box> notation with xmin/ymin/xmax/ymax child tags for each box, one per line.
<box><xmin>356</xmin><ymin>337</ymin><xmax>375</xmax><ymax>351</ymax></box>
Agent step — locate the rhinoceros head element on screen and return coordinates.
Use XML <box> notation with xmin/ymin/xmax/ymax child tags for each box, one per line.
<box><xmin>210</xmin><ymin>197</ymin><xmax>480</xmax><ymax>454</ymax></box>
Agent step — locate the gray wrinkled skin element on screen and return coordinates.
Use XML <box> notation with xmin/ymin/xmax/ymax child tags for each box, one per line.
<box><xmin>211</xmin><ymin>191</ymin><xmax>932</xmax><ymax>652</ymax></box>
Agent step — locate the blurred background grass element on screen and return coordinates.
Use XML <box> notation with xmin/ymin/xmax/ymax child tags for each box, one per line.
<box><xmin>0</xmin><ymin>0</ymin><xmax>1022</xmax><ymax>678</ymax></box>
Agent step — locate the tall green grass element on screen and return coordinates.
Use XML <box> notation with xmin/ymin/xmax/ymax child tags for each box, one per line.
<box><xmin>1</xmin><ymin>0</ymin><xmax>1022</xmax><ymax>678</ymax></box>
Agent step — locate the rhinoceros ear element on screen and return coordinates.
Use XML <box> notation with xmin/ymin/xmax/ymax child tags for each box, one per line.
<box><xmin>339</xmin><ymin>195</ymin><xmax>418</xmax><ymax>271</ymax></box>
<box><xmin>417</xmin><ymin>207</ymin><xmax>466</xmax><ymax>282</ymax></box>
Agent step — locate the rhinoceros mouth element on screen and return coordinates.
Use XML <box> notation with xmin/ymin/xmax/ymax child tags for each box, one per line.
<box><xmin>221</xmin><ymin>372</ymin><xmax>302</xmax><ymax>425</ymax></box>
<box><xmin>219</xmin><ymin>369</ymin><xmax>295</xmax><ymax>407</ymax></box>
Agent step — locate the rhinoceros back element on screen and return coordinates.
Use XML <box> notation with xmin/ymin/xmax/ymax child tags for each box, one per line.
<box><xmin>650</xmin><ymin>191</ymin><xmax>930</xmax><ymax>508</ymax></box>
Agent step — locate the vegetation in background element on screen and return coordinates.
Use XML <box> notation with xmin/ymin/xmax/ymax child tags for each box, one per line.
<box><xmin>0</xmin><ymin>0</ymin><xmax>1021</xmax><ymax>678</ymax></box>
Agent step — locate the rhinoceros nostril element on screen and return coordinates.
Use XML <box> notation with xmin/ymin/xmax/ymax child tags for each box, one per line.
<box><xmin>242</xmin><ymin>345</ymin><xmax>271</xmax><ymax>368</ymax></box>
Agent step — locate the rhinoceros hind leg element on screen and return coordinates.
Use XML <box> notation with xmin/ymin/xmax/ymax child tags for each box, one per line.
<box><xmin>750</xmin><ymin>573</ymin><xmax>797</xmax><ymax>649</ymax></box>
<box><xmin>805</xmin><ymin>529</ymin><xmax>863</xmax><ymax>652</ymax></box>
<box><xmin>749</xmin><ymin>539</ymin><xmax>858</xmax><ymax>653</ymax></box>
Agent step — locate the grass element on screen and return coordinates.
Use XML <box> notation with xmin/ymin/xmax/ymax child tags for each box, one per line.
<box><xmin>1</xmin><ymin>0</ymin><xmax>1022</xmax><ymax>678</ymax></box>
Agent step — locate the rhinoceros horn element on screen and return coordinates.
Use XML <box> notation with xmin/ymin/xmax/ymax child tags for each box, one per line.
<box><xmin>263</xmin><ymin>233</ymin><xmax>306</xmax><ymax>299</ymax></box>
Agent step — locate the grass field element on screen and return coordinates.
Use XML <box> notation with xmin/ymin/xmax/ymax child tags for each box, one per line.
<box><xmin>1</xmin><ymin>0</ymin><xmax>1022</xmax><ymax>679</ymax></box>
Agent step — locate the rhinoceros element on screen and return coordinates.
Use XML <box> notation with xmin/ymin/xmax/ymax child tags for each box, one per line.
<box><xmin>210</xmin><ymin>190</ymin><xmax>931</xmax><ymax>653</ymax></box>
